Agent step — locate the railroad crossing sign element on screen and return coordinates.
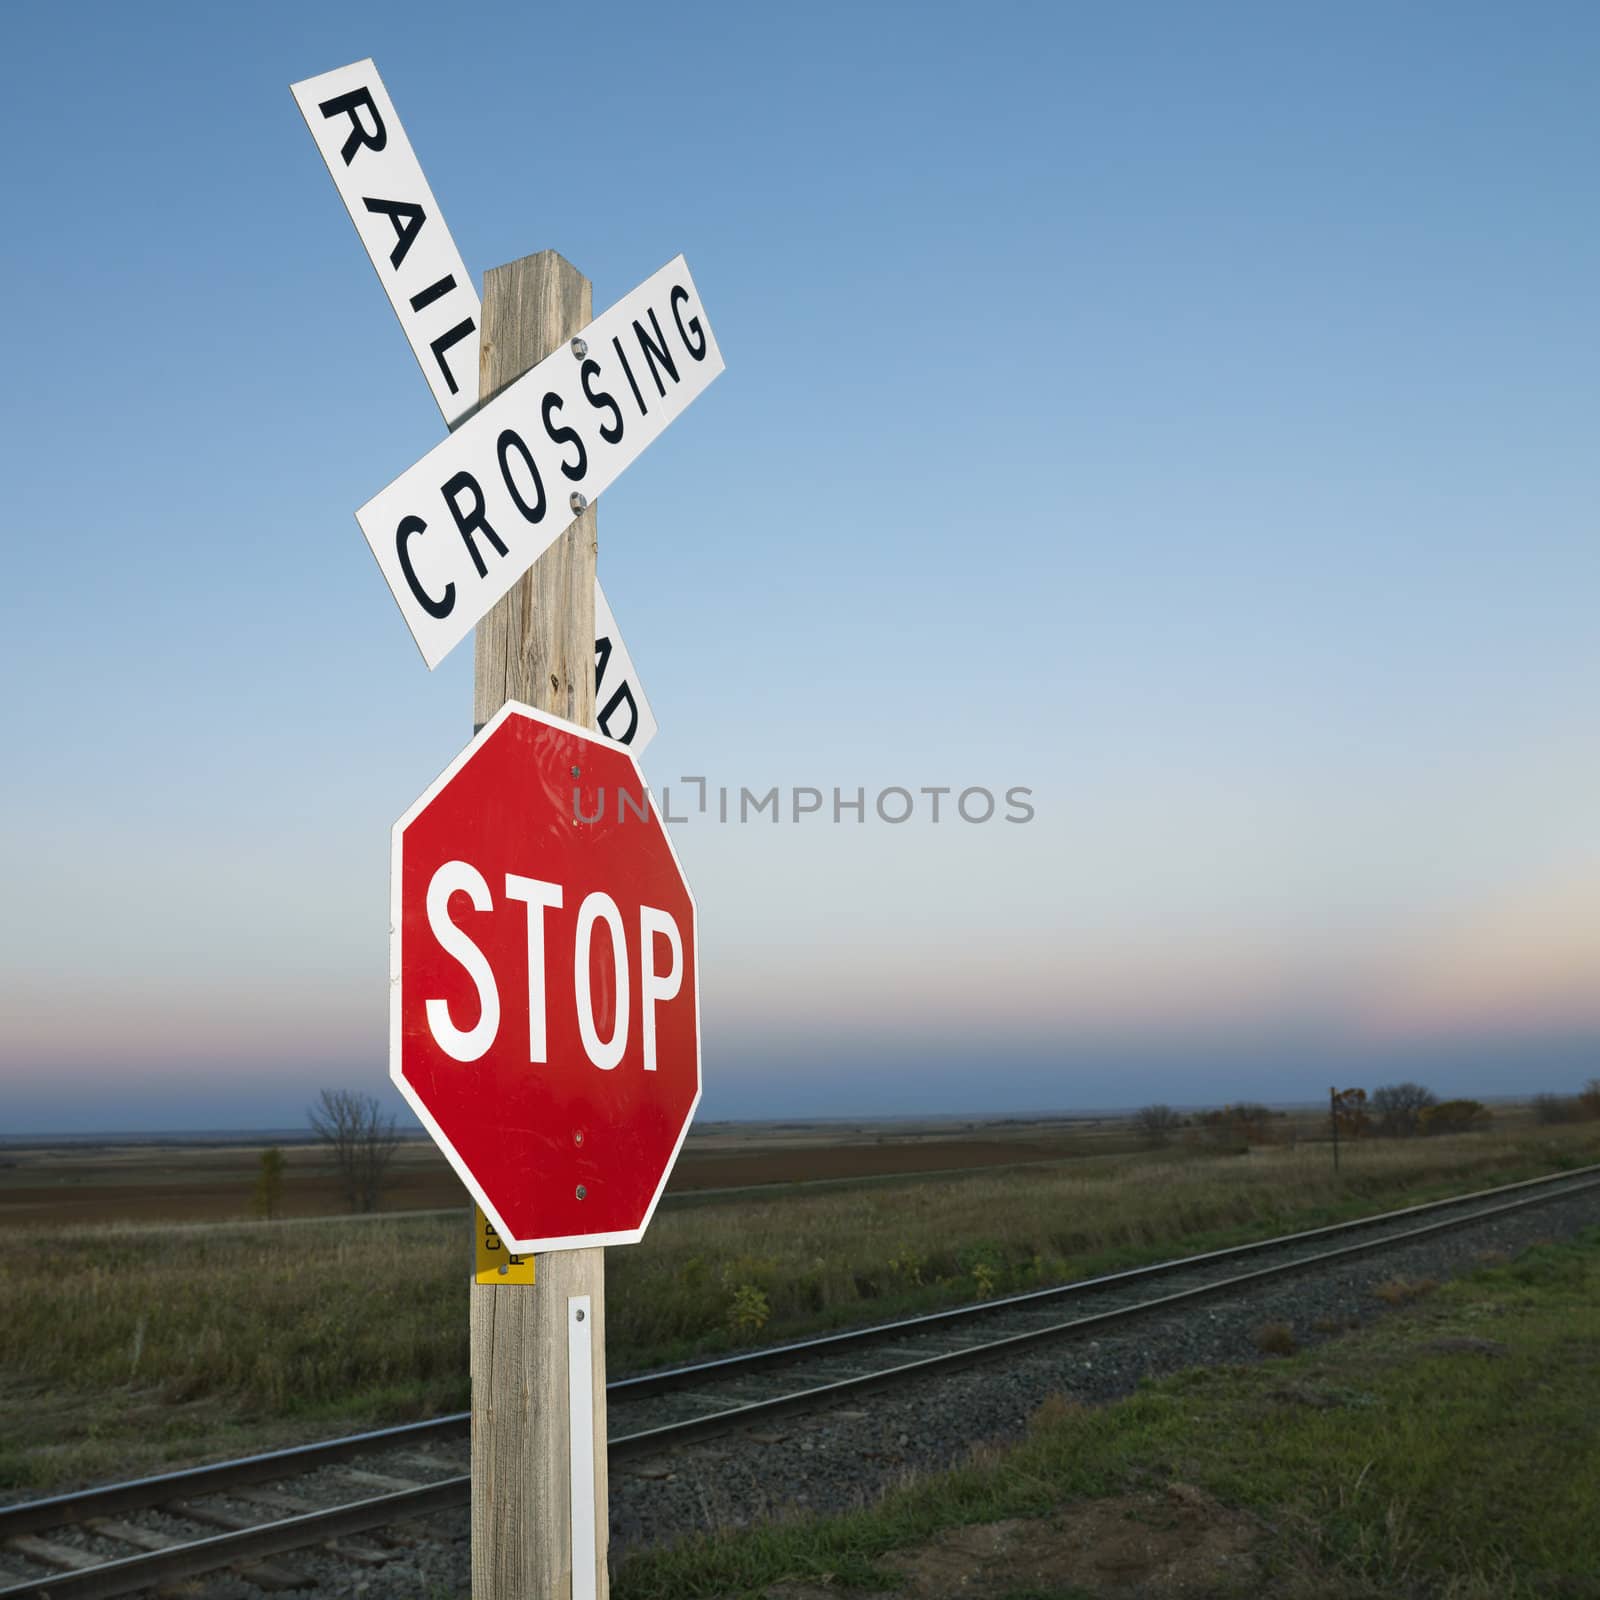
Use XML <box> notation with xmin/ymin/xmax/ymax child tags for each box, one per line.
<box><xmin>290</xmin><ymin>59</ymin><xmax>480</xmax><ymax>424</ymax></box>
<box><xmin>292</xmin><ymin>59</ymin><xmax>664</xmax><ymax>744</ymax></box>
<box><xmin>392</xmin><ymin>702</ymin><xmax>700</xmax><ymax>1252</ymax></box>
<box><xmin>358</xmin><ymin>254</ymin><xmax>722</xmax><ymax>668</ymax></box>
<box><xmin>294</xmin><ymin>56</ymin><xmax>718</xmax><ymax>1595</ymax></box>
<box><xmin>594</xmin><ymin>580</ymin><xmax>657</xmax><ymax>750</ymax></box>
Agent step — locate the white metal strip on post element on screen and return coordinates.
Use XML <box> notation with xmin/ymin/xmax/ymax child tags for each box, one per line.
<box><xmin>291</xmin><ymin>60</ymin><xmax>480</xmax><ymax>425</ymax></box>
<box><xmin>594</xmin><ymin>580</ymin><xmax>658</xmax><ymax>750</ymax></box>
<box><xmin>357</xmin><ymin>254</ymin><xmax>723</xmax><ymax>669</ymax></box>
<box><xmin>567</xmin><ymin>1295</ymin><xmax>597</xmax><ymax>1600</ymax></box>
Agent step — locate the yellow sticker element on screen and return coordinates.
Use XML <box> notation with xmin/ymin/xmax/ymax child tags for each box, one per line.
<box><xmin>475</xmin><ymin>1205</ymin><xmax>536</xmax><ymax>1284</ymax></box>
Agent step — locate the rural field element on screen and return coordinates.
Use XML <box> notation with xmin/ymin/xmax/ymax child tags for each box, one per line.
<box><xmin>0</xmin><ymin>1114</ymin><xmax>1153</xmax><ymax>1228</ymax></box>
<box><xmin>2</xmin><ymin>1106</ymin><xmax>1597</xmax><ymax>1498</ymax></box>
<box><xmin>616</xmin><ymin>1226</ymin><xmax>1600</xmax><ymax>1599</ymax></box>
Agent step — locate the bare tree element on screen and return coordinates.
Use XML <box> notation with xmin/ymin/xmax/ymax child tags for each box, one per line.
<box><xmin>1133</xmin><ymin>1104</ymin><xmax>1182</xmax><ymax>1146</ymax></box>
<box><xmin>308</xmin><ymin>1089</ymin><xmax>400</xmax><ymax>1212</ymax></box>
<box><xmin>1371</xmin><ymin>1082</ymin><xmax>1437</xmax><ymax>1137</ymax></box>
<box><xmin>1533</xmin><ymin>1093</ymin><xmax>1581</xmax><ymax>1125</ymax></box>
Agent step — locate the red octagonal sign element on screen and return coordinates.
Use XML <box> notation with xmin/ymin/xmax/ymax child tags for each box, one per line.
<box><xmin>391</xmin><ymin>703</ymin><xmax>700</xmax><ymax>1252</ymax></box>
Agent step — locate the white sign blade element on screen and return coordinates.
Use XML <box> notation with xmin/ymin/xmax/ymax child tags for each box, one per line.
<box><xmin>293</xmin><ymin>59</ymin><xmax>672</xmax><ymax>728</ymax></box>
<box><xmin>594</xmin><ymin>581</ymin><xmax>658</xmax><ymax>751</ymax></box>
<box><xmin>291</xmin><ymin>59</ymin><xmax>480</xmax><ymax>426</ymax></box>
<box><xmin>357</xmin><ymin>256</ymin><xmax>723</xmax><ymax>670</ymax></box>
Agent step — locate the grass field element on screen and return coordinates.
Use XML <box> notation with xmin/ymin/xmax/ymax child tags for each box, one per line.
<box><xmin>2</xmin><ymin>1117</ymin><xmax>1596</xmax><ymax>1494</ymax></box>
<box><xmin>0</xmin><ymin>1117</ymin><xmax>1148</xmax><ymax>1228</ymax></box>
<box><xmin>613</xmin><ymin>1226</ymin><xmax>1600</xmax><ymax>1598</ymax></box>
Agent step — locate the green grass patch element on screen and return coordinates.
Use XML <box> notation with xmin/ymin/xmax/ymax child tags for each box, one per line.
<box><xmin>615</xmin><ymin>1227</ymin><xmax>1600</xmax><ymax>1599</ymax></box>
<box><xmin>2</xmin><ymin>1125</ymin><xmax>1596</xmax><ymax>1493</ymax></box>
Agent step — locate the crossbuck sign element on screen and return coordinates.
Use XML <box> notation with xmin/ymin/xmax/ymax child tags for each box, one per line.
<box><xmin>357</xmin><ymin>256</ymin><xmax>722</xmax><ymax>668</ymax></box>
<box><xmin>292</xmin><ymin>60</ymin><xmax>684</xmax><ymax>741</ymax></box>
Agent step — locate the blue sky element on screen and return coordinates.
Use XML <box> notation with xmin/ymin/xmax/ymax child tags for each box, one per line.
<box><xmin>2</xmin><ymin>1</ymin><xmax>1597</xmax><ymax>1131</ymax></box>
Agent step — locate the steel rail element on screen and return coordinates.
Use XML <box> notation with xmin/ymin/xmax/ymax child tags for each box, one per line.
<box><xmin>607</xmin><ymin>1171</ymin><xmax>1600</xmax><ymax>1457</ymax></box>
<box><xmin>0</xmin><ymin>1480</ymin><xmax>466</xmax><ymax>1600</ymax></box>
<box><xmin>0</xmin><ymin>1418</ymin><xmax>470</xmax><ymax>1542</ymax></box>
<box><xmin>2</xmin><ymin>1161</ymin><xmax>1596</xmax><ymax>1599</ymax></box>
<box><xmin>4</xmin><ymin>1161</ymin><xmax>1596</xmax><ymax>1537</ymax></box>
<box><xmin>608</xmin><ymin>1159</ymin><xmax>1600</xmax><ymax>1397</ymax></box>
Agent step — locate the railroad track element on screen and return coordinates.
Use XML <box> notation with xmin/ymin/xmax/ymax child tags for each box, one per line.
<box><xmin>4</xmin><ymin>1161</ymin><xmax>1597</xmax><ymax>1598</ymax></box>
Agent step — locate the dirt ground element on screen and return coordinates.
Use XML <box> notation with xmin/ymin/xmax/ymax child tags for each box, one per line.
<box><xmin>770</xmin><ymin>1485</ymin><xmax>1263</xmax><ymax>1599</ymax></box>
<box><xmin>0</xmin><ymin>1117</ymin><xmax>1135</xmax><ymax>1229</ymax></box>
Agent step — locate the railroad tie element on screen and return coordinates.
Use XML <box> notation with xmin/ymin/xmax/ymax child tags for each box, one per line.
<box><xmin>161</xmin><ymin>1502</ymin><xmax>311</xmax><ymax>1591</ymax></box>
<box><xmin>224</xmin><ymin>1491</ymin><xmax>398</xmax><ymax>1565</ymax></box>
<box><xmin>6</xmin><ymin>1533</ymin><xmax>104</xmax><ymax>1571</ymax></box>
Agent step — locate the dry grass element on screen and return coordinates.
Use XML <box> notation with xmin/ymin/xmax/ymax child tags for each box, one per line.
<box><xmin>614</xmin><ymin>1230</ymin><xmax>1600</xmax><ymax>1600</ymax></box>
<box><xmin>1</xmin><ymin>1122</ymin><xmax>1596</xmax><ymax>1489</ymax></box>
<box><xmin>1371</xmin><ymin>1275</ymin><xmax>1440</xmax><ymax>1306</ymax></box>
<box><xmin>1254</xmin><ymin>1320</ymin><xmax>1298</xmax><ymax>1356</ymax></box>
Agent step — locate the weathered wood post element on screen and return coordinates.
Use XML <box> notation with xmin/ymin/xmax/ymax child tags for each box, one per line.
<box><xmin>469</xmin><ymin>250</ymin><xmax>608</xmax><ymax>1600</ymax></box>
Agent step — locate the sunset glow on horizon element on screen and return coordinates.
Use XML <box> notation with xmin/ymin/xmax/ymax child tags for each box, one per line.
<box><xmin>3</xmin><ymin>6</ymin><xmax>1598</xmax><ymax>1134</ymax></box>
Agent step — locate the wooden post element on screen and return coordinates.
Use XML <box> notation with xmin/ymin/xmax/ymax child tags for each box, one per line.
<box><xmin>470</xmin><ymin>250</ymin><xmax>607</xmax><ymax>1599</ymax></box>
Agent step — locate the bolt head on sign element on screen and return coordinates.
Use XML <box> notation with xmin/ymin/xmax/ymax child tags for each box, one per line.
<box><xmin>392</xmin><ymin>704</ymin><xmax>699</xmax><ymax>1252</ymax></box>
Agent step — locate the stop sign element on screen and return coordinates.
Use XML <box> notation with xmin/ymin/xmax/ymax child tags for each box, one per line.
<box><xmin>391</xmin><ymin>702</ymin><xmax>700</xmax><ymax>1252</ymax></box>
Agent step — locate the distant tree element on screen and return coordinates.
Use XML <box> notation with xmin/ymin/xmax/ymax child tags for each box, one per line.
<box><xmin>1230</xmin><ymin>1103</ymin><xmax>1275</xmax><ymax>1143</ymax></box>
<box><xmin>1533</xmin><ymin>1093</ymin><xmax>1581</xmax><ymax>1126</ymax></box>
<box><xmin>1332</xmin><ymin>1087</ymin><xmax>1370</xmax><ymax>1139</ymax></box>
<box><xmin>1134</xmin><ymin>1104</ymin><xmax>1182</xmax><ymax>1146</ymax></box>
<box><xmin>1371</xmin><ymin>1082</ymin><xmax>1437</xmax><ymax>1137</ymax></box>
<box><xmin>1419</xmin><ymin>1098</ymin><xmax>1490</xmax><ymax>1136</ymax></box>
<box><xmin>252</xmin><ymin>1146</ymin><xmax>286</xmax><ymax>1220</ymax></box>
<box><xmin>1195</xmin><ymin>1103</ymin><xmax>1275</xmax><ymax>1149</ymax></box>
<box><xmin>1579</xmin><ymin>1079</ymin><xmax>1600</xmax><ymax>1122</ymax></box>
<box><xmin>308</xmin><ymin>1089</ymin><xmax>400</xmax><ymax>1213</ymax></box>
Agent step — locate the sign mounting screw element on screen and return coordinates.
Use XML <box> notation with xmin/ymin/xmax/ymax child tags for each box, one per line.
<box><xmin>570</xmin><ymin>492</ymin><xmax>588</xmax><ymax>514</ymax></box>
<box><xmin>576</xmin><ymin>1184</ymin><xmax>587</xmax><ymax>1200</ymax></box>
<box><xmin>570</xmin><ymin>337</ymin><xmax>588</xmax><ymax>359</ymax></box>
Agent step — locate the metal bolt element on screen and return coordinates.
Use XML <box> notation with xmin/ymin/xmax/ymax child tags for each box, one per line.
<box><xmin>576</xmin><ymin>1184</ymin><xmax>587</xmax><ymax>1200</ymax></box>
<box><xmin>497</xmin><ymin>1263</ymin><xmax>508</xmax><ymax>1276</ymax></box>
<box><xmin>571</xmin><ymin>765</ymin><xmax>581</xmax><ymax>777</ymax></box>
<box><xmin>575</xmin><ymin>1308</ymin><xmax>586</xmax><ymax>1321</ymax></box>
<box><xmin>570</xmin><ymin>337</ymin><xmax>588</xmax><ymax>359</ymax></box>
<box><xmin>574</xmin><ymin>1130</ymin><xmax>584</xmax><ymax>1145</ymax></box>
<box><xmin>569</xmin><ymin>491</ymin><xmax>589</xmax><ymax>515</ymax></box>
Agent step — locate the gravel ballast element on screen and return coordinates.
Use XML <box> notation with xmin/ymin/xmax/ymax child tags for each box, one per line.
<box><xmin>608</xmin><ymin>1186</ymin><xmax>1600</xmax><ymax>1554</ymax></box>
<box><xmin>8</xmin><ymin>1184</ymin><xmax>1596</xmax><ymax>1598</ymax></box>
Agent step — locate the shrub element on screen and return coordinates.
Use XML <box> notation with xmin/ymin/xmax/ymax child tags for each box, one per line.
<box><xmin>251</xmin><ymin>1148</ymin><xmax>286</xmax><ymax>1220</ymax></box>
<box><xmin>1419</xmin><ymin>1100</ymin><xmax>1490</xmax><ymax>1136</ymax></box>
<box><xmin>726</xmin><ymin>1283</ymin><xmax>770</xmax><ymax>1338</ymax></box>
<box><xmin>886</xmin><ymin>1246</ymin><xmax>927</xmax><ymax>1287</ymax></box>
<box><xmin>1254</xmin><ymin>1321</ymin><xmax>1297</xmax><ymax>1356</ymax></box>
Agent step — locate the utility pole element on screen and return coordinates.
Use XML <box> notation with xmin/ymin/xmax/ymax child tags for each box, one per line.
<box><xmin>469</xmin><ymin>251</ymin><xmax>607</xmax><ymax>1599</ymax></box>
<box><xmin>1330</xmin><ymin>1085</ymin><xmax>1340</xmax><ymax>1176</ymax></box>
